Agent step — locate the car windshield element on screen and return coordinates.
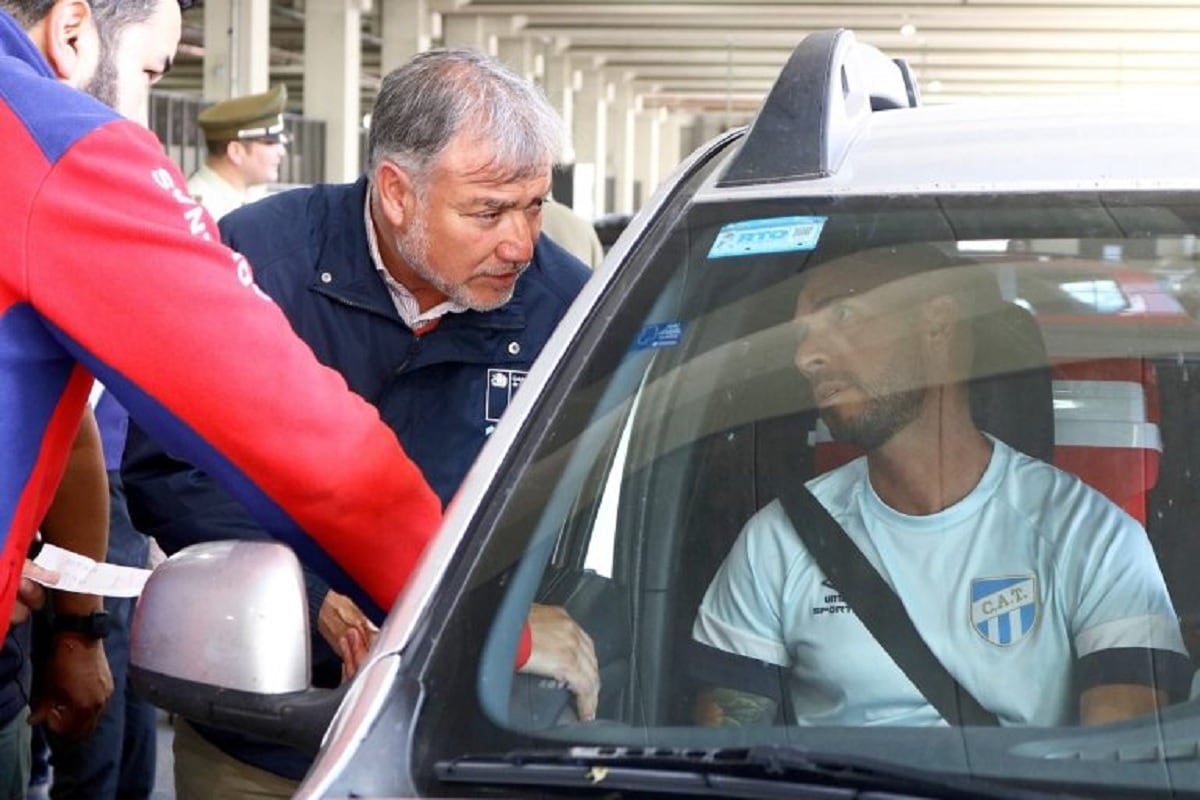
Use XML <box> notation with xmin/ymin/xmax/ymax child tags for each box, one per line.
<box><xmin>414</xmin><ymin>172</ymin><xmax>1200</xmax><ymax>795</ymax></box>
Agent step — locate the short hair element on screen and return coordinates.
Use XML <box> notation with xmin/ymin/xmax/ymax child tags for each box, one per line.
<box><xmin>367</xmin><ymin>48</ymin><xmax>563</xmax><ymax>190</ymax></box>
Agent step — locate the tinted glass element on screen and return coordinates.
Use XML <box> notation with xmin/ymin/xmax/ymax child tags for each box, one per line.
<box><xmin>434</xmin><ymin>191</ymin><xmax>1200</xmax><ymax>796</ymax></box>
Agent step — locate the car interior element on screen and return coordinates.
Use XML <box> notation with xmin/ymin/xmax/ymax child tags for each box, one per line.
<box><xmin>480</xmin><ymin>206</ymin><xmax>1200</xmax><ymax>739</ymax></box>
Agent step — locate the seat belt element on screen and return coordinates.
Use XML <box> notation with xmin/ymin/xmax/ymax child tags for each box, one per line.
<box><xmin>776</xmin><ymin>482</ymin><xmax>1001</xmax><ymax>727</ymax></box>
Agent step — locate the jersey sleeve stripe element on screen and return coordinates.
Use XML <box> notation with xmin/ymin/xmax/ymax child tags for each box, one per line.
<box><xmin>686</xmin><ymin>639</ymin><xmax>790</xmax><ymax>708</ymax></box>
<box><xmin>1077</xmin><ymin>647</ymin><xmax>1194</xmax><ymax>702</ymax></box>
<box><xmin>1076</xmin><ymin>614</ymin><xmax>1188</xmax><ymax>657</ymax></box>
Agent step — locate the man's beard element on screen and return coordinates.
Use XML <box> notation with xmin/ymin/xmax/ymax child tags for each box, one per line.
<box><xmin>83</xmin><ymin>29</ymin><xmax>119</xmax><ymax>109</ymax></box>
<box><xmin>392</xmin><ymin>213</ymin><xmax>527</xmax><ymax>313</ymax></box>
<box><xmin>821</xmin><ymin>378</ymin><xmax>925</xmax><ymax>451</ymax></box>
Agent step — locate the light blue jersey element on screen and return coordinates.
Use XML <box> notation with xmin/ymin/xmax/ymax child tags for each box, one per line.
<box><xmin>693</xmin><ymin>438</ymin><xmax>1188</xmax><ymax>726</ymax></box>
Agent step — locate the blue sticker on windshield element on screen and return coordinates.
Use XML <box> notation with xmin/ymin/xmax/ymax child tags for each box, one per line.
<box><xmin>707</xmin><ymin>216</ymin><xmax>826</xmax><ymax>259</ymax></box>
<box><xmin>633</xmin><ymin>321</ymin><xmax>686</xmax><ymax>351</ymax></box>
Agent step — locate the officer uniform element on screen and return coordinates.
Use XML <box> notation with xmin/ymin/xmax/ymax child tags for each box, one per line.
<box><xmin>187</xmin><ymin>84</ymin><xmax>288</xmax><ymax>221</ymax></box>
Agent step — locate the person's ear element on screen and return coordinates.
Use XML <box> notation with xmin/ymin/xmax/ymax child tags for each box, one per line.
<box><xmin>35</xmin><ymin>0</ymin><xmax>97</xmax><ymax>86</ymax></box>
<box><xmin>226</xmin><ymin>141</ymin><xmax>247</xmax><ymax>166</ymax></box>
<box><xmin>373</xmin><ymin>161</ymin><xmax>417</xmax><ymax>231</ymax></box>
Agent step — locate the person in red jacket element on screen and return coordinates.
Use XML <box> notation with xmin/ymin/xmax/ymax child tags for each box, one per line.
<box><xmin>0</xmin><ymin>0</ymin><xmax>594</xmax><ymax>755</ymax></box>
<box><xmin>0</xmin><ymin>0</ymin><xmax>436</xmax><ymax>658</ymax></box>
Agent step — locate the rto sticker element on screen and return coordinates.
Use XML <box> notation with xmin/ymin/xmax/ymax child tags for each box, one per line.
<box><xmin>707</xmin><ymin>216</ymin><xmax>826</xmax><ymax>259</ymax></box>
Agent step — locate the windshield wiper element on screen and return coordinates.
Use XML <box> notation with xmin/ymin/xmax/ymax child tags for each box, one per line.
<box><xmin>435</xmin><ymin>745</ymin><xmax>1078</xmax><ymax>799</ymax></box>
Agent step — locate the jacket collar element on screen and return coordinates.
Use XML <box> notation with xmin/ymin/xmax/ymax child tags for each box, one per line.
<box><xmin>311</xmin><ymin>176</ymin><xmax>527</xmax><ymax>331</ymax></box>
<box><xmin>0</xmin><ymin>10</ymin><xmax>56</xmax><ymax>79</ymax></box>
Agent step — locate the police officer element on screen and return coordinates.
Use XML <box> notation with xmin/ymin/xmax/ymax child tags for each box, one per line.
<box><xmin>187</xmin><ymin>84</ymin><xmax>289</xmax><ymax>221</ymax></box>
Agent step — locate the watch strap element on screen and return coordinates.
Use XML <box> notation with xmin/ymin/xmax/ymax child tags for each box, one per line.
<box><xmin>51</xmin><ymin>610</ymin><xmax>111</xmax><ymax>640</ymax></box>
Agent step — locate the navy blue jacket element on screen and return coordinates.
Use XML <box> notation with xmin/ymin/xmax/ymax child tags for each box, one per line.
<box><xmin>121</xmin><ymin>176</ymin><xmax>589</xmax><ymax>779</ymax></box>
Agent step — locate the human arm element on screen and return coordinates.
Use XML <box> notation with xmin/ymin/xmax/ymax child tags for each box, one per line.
<box><xmin>690</xmin><ymin>504</ymin><xmax>793</xmax><ymax>726</ymax></box>
<box><xmin>516</xmin><ymin>603</ymin><xmax>599</xmax><ymax>721</ymax></box>
<box><xmin>26</xmin><ymin>120</ymin><xmax>441</xmax><ymax>613</ymax></box>
<box><xmin>319</xmin><ymin>587</ymin><xmax>378</xmax><ymax>681</ymax></box>
<box><xmin>1070</xmin><ymin>498</ymin><xmax>1193</xmax><ymax>725</ymax></box>
<box><xmin>1080</xmin><ymin>685</ymin><xmax>1164</xmax><ymax>725</ymax></box>
<box><xmin>122</xmin><ymin>420</ymin><xmax>389</xmax><ymax>680</ymax></box>
<box><xmin>11</xmin><ymin>561</ymin><xmax>56</xmax><ymax>627</ymax></box>
<box><xmin>694</xmin><ymin>687</ymin><xmax>778</xmax><ymax>727</ymax></box>
<box><xmin>29</xmin><ymin>408</ymin><xmax>114</xmax><ymax>739</ymax></box>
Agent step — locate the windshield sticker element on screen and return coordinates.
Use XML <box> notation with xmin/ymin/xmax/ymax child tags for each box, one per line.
<box><xmin>707</xmin><ymin>215</ymin><xmax>827</xmax><ymax>259</ymax></box>
<box><xmin>632</xmin><ymin>321</ymin><xmax>686</xmax><ymax>351</ymax></box>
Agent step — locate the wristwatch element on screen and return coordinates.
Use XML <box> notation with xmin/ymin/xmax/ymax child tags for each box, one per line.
<box><xmin>51</xmin><ymin>611</ymin><xmax>111</xmax><ymax>640</ymax></box>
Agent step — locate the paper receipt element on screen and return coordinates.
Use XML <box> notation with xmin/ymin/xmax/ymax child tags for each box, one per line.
<box><xmin>32</xmin><ymin>544</ymin><xmax>152</xmax><ymax>598</ymax></box>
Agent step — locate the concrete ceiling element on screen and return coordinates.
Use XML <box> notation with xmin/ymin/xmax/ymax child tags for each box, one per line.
<box><xmin>161</xmin><ymin>0</ymin><xmax>1200</xmax><ymax>126</ymax></box>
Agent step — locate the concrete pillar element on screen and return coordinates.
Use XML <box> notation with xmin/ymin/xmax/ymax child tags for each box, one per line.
<box><xmin>571</xmin><ymin>63</ymin><xmax>606</xmax><ymax>220</ymax></box>
<box><xmin>658</xmin><ymin>112</ymin><xmax>686</xmax><ymax>181</ymax></box>
<box><xmin>202</xmin><ymin>0</ymin><xmax>270</xmax><ymax>101</ymax></box>
<box><xmin>304</xmin><ymin>0</ymin><xmax>362</xmax><ymax>182</ymax></box>
<box><xmin>541</xmin><ymin>52</ymin><xmax>569</xmax><ymax>120</ymax></box>
<box><xmin>681</xmin><ymin>116</ymin><xmax>709</xmax><ymax>158</ymax></box>
<box><xmin>441</xmin><ymin>13</ymin><xmax>485</xmax><ymax>49</ymax></box>
<box><xmin>380</xmin><ymin>0</ymin><xmax>431</xmax><ymax>75</ymax></box>
<box><xmin>495</xmin><ymin>37</ymin><xmax>533</xmax><ymax>81</ymax></box>
<box><xmin>633</xmin><ymin>110</ymin><xmax>660</xmax><ymax>211</ymax></box>
<box><xmin>610</xmin><ymin>77</ymin><xmax>637</xmax><ymax>214</ymax></box>
<box><xmin>541</xmin><ymin>52</ymin><xmax>573</xmax><ymax>162</ymax></box>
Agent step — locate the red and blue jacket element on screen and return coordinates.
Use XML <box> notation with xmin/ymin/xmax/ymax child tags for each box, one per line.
<box><xmin>0</xmin><ymin>10</ymin><xmax>441</xmax><ymax>633</ymax></box>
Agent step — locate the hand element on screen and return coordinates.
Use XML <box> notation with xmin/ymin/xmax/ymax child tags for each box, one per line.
<box><xmin>11</xmin><ymin>560</ymin><xmax>57</xmax><ymax>626</ymax></box>
<box><xmin>339</xmin><ymin>627</ymin><xmax>371</xmax><ymax>684</ymax></box>
<box><xmin>145</xmin><ymin>536</ymin><xmax>168</xmax><ymax>570</ymax></box>
<box><xmin>317</xmin><ymin>590</ymin><xmax>378</xmax><ymax>678</ymax></box>
<box><xmin>518</xmin><ymin>603</ymin><xmax>599</xmax><ymax>721</ymax></box>
<box><xmin>30</xmin><ymin>633</ymin><xmax>114</xmax><ymax>739</ymax></box>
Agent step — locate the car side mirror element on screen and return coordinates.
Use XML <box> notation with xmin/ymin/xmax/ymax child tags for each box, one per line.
<box><xmin>129</xmin><ymin>540</ymin><xmax>347</xmax><ymax>754</ymax></box>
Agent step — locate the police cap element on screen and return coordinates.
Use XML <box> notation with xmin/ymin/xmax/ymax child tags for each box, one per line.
<box><xmin>198</xmin><ymin>84</ymin><xmax>289</xmax><ymax>144</ymax></box>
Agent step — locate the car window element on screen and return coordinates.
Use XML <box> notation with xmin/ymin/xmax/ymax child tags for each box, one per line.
<box><xmin>421</xmin><ymin>190</ymin><xmax>1200</xmax><ymax>795</ymax></box>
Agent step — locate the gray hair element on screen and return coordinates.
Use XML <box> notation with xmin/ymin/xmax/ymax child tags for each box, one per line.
<box><xmin>367</xmin><ymin>48</ymin><xmax>563</xmax><ymax>189</ymax></box>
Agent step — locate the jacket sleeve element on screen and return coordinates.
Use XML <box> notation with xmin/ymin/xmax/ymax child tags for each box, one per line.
<box><xmin>121</xmin><ymin>419</ymin><xmax>375</xmax><ymax>641</ymax></box>
<box><xmin>19</xmin><ymin>118</ymin><xmax>442</xmax><ymax>614</ymax></box>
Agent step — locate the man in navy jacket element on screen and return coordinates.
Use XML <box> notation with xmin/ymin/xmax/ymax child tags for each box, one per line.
<box><xmin>123</xmin><ymin>48</ymin><xmax>597</xmax><ymax>797</ymax></box>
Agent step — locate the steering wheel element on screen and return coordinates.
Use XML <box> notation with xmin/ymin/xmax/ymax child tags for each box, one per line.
<box><xmin>507</xmin><ymin>568</ymin><xmax>631</xmax><ymax>729</ymax></box>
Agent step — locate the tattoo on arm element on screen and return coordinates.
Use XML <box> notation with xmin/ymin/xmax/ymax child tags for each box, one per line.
<box><xmin>695</xmin><ymin>687</ymin><xmax>778</xmax><ymax>727</ymax></box>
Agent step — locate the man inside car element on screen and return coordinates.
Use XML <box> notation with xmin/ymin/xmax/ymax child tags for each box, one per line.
<box><xmin>692</xmin><ymin>247</ymin><xmax>1192</xmax><ymax>728</ymax></box>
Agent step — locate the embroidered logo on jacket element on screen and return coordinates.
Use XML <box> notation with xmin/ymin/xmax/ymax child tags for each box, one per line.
<box><xmin>485</xmin><ymin>369</ymin><xmax>527</xmax><ymax>422</ymax></box>
<box><xmin>971</xmin><ymin>575</ymin><xmax>1038</xmax><ymax>646</ymax></box>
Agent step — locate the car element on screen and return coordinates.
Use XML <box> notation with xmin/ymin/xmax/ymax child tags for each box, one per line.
<box><xmin>131</xmin><ymin>29</ymin><xmax>1200</xmax><ymax>799</ymax></box>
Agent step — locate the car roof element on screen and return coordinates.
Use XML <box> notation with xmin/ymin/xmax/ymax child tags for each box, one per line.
<box><xmin>694</xmin><ymin>31</ymin><xmax>1200</xmax><ymax>202</ymax></box>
